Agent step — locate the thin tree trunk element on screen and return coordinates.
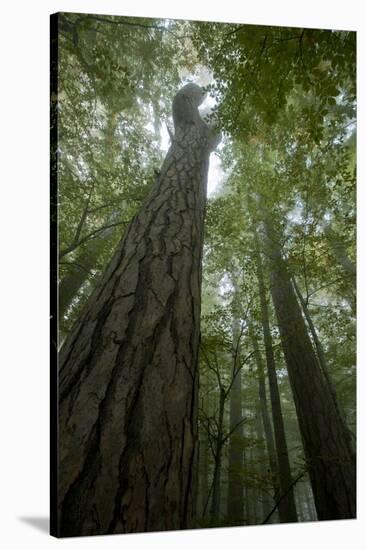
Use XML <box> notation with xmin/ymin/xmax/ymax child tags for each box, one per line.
<box><xmin>210</xmin><ymin>388</ymin><xmax>225</xmax><ymax>523</ymax></box>
<box><xmin>249</xmin><ymin>421</ymin><xmax>258</xmax><ymax>524</ymax></box>
<box><xmin>262</xmin><ymin>215</ymin><xmax>356</xmax><ymax>520</ymax></box>
<box><xmin>255</xmin><ymin>402</ymin><xmax>274</xmax><ymax>522</ymax></box>
<box><xmin>199</xmin><ymin>427</ymin><xmax>209</xmax><ymax>517</ymax></box>
<box><xmin>198</xmin><ymin>383</ymin><xmax>210</xmax><ymax>520</ymax></box>
<box><xmin>243</xmin><ymin>444</ymin><xmax>251</xmax><ymax>524</ymax></box>
<box><xmin>227</xmin><ymin>307</ymin><xmax>244</xmax><ymax>525</ymax></box>
<box><xmin>292</xmin><ymin>276</ymin><xmax>328</xmax><ymax>372</ymax></box>
<box><xmin>57</xmin><ymin>84</ymin><xmax>219</xmax><ymax>537</ymax></box>
<box><xmin>252</xmin><ymin>227</ymin><xmax>298</xmax><ymax>523</ymax></box>
<box><xmin>250</xmin><ymin>325</ymin><xmax>279</xmax><ymax>503</ymax></box>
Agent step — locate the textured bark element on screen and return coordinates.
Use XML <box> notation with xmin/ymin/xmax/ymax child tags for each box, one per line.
<box><xmin>253</xmin><ymin>227</ymin><xmax>298</xmax><ymax>523</ymax></box>
<box><xmin>263</xmin><ymin>216</ymin><xmax>356</xmax><ymax>520</ymax></box>
<box><xmin>227</xmin><ymin>313</ymin><xmax>244</xmax><ymax>525</ymax></box>
<box><xmin>57</xmin><ymin>83</ymin><xmax>219</xmax><ymax>537</ymax></box>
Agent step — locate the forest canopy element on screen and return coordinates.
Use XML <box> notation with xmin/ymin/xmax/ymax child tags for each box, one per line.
<box><xmin>53</xmin><ymin>12</ymin><xmax>356</xmax><ymax>535</ymax></box>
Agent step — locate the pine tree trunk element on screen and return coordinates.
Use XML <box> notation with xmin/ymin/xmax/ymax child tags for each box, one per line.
<box><xmin>263</xmin><ymin>216</ymin><xmax>356</xmax><ymax>520</ymax></box>
<box><xmin>57</xmin><ymin>84</ymin><xmax>219</xmax><ymax>537</ymax></box>
<box><xmin>253</xmin><ymin>227</ymin><xmax>298</xmax><ymax>523</ymax></box>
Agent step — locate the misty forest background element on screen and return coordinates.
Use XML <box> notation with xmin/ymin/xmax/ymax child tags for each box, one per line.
<box><xmin>55</xmin><ymin>13</ymin><xmax>356</xmax><ymax>529</ymax></box>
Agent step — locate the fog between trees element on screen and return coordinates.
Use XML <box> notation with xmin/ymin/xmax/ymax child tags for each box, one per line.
<box><xmin>52</xmin><ymin>13</ymin><xmax>356</xmax><ymax>536</ymax></box>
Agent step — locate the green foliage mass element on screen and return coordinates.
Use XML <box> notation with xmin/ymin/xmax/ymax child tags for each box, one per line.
<box><xmin>55</xmin><ymin>13</ymin><xmax>356</xmax><ymax>524</ymax></box>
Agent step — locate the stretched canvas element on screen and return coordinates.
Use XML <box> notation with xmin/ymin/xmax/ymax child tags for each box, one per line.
<box><xmin>50</xmin><ymin>11</ymin><xmax>356</xmax><ymax>538</ymax></box>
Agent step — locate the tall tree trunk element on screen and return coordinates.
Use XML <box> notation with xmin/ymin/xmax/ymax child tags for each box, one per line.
<box><xmin>252</xmin><ymin>227</ymin><xmax>298</xmax><ymax>523</ymax></box>
<box><xmin>254</xmin><ymin>402</ymin><xmax>274</xmax><ymax>522</ymax></box>
<box><xmin>250</xmin><ymin>326</ymin><xmax>279</xmax><ymax>505</ymax></box>
<box><xmin>56</xmin><ymin>84</ymin><xmax>219</xmax><ymax>537</ymax></box>
<box><xmin>227</xmin><ymin>306</ymin><xmax>244</xmax><ymax>525</ymax></box>
<box><xmin>249</xmin><ymin>421</ymin><xmax>258</xmax><ymax>524</ymax></box>
<box><xmin>243</xmin><ymin>443</ymin><xmax>251</xmax><ymax>524</ymax></box>
<box><xmin>198</xmin><ymin>381</ymin><xmax>210</xmax><ymax>520</ymax></box>
<box><xmin>304</xmin><ymin>481</ymin><xmax>317</xmax><ymax>521</ymax></box>
<box><xmin>292</xmin><ymin>275</ymin><xmax>355</xmax><ymax>448</ymax></box>
<box><xmin>262</xmin><ymin>215</ymin><xmax>356</xmax><ymax>520</ymax></box>
<box><xmin>227</xmin><ymin>372</ymin><xmax>244</xmax><ymax>525</ymax></box>
<box><xmin>291</xmin><ymin>276</ymin><xmax>329</xmax><ymax>374</ymax></box>
<box><xmin>295</xmin><ymin>485</ymin><xmax>305</xmax><ymax>522</ymax></box>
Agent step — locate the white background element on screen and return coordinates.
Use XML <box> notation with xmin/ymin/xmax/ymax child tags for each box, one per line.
<box><xmin>0</xmin><ymin>0</ymin><xmax>365</xmax><ymax>548</ymax></box>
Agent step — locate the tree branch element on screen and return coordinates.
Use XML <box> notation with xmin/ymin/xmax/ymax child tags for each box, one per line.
<box><xmin>85</xmin><ymin>14</ymin><xmax>191</xmax><ymax>40</ymax></box>
<box><xmin>222</xmin><ymin>416</ymin><xmax>248</xmax><ymax>445</ymax></box>
<box><xmin>261</xmin><ymin>469</ymin><xmax>308</xmax><ymax>524</ymax></box>
<box><xmin>72</xmin><ymin>182</ymin><xmax>95</xmax><ymax>247</ymax></box>
<box><xmin>59</xmin><ymin>220</ymin><xmax>128</xmax><ymax>259</ymax></box>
